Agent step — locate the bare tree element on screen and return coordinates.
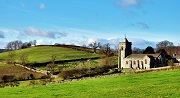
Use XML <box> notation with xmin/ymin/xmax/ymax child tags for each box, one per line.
<box><xmin>17</xmin><ymin>40</ymin><xmax>23</xmax><ymax>49</ymax></box>
<box><xmin>156</xmin><ymin>40</ymin><xmax>176</xmax><ymax>55</ymax></box>
<box><xmin>19</xmin><ymin>53</ymin><xmax>28</xmax><ymax>66</ymax></box>
<box><xmin>89</xmin><ymin>41</ymin><xmax>100</xmax><ymax>53</ymax></box>
<box><xmin>21</xmin><ymin>42</ymin><xmax>31</xmax><ymax>49</ymax></box>
<box><xmin>6</xmin><ymin>42</ymin><xmax>14</xmax><ymax>50</ymax></box>
<box><xmin>5</xmin><ymin>40</ymin><xmax>23</xmax><ymax>50</ymax></box>
<box><xmin>156</xmin><ymin>40</ymin><xmax>174</xmax><ymax>49</ymax></box>
<box><xmin>7</xmin><ymin>51</ymin><xmax>15</xmax><ymax>64</ymax></box>
<box><xmin>100</xmin><ymin>43</ymin><xmax>112</xmax><ymax>57</ymax></box>
<box><xmin>46</xmin><ymin>55</ymin><xmax>56</xmax><ymax>73</ymax></box>
<box><xmin>29</xmin><ymin>40</ymin><xmax>37</xmax><ymax>46</ymax></box>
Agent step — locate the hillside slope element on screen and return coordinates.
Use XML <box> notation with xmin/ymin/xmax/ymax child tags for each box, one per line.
<box><xmin>0</xmin><ymin>69</ymin><xmax>180</xmax><ymax>97</ymax></box>
<box><xmin>0</xmin><ymin>46</ymin><xmax>99</xmax><ymax>64</ymax></box>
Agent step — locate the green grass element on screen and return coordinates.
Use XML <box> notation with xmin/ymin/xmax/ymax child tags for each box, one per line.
<box><xmin>0</xmin><ymin>69</ymin><xmax>180</xmax><ymax>98</ymax></box>
<box><xmin>0</xmin><ymin>46</ymin><xmax>99</xmax><ymax>64</ymax></box>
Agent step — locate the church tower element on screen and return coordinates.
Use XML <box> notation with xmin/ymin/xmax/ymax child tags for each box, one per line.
<box><xmin>118</xmin><ymin>37</ymin><xmax>132</xmax><ymax>68</ymax></box>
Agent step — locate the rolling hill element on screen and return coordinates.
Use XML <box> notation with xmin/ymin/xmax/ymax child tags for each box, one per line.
<box><xmin>0</xmin><ymin>46</ymin><xmax>99</xmax><ymax>64</ymax></box>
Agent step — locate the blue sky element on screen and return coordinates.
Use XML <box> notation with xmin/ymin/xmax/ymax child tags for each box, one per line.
<box><xmin>0</xmin><ymin>0</ymin><xmax>180</xmax><ymax>49</ymax></box>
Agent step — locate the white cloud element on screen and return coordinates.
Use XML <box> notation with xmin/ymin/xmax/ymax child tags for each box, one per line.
<box><xmin>174</xmin><ymin>40</ymin><xmax>180</xmax><ymax>46</ymax></box>
<box><xmin>95</xmin><ymin>37</ymin><xmax>156</xmax><ymax>49</ymax></box>
<box><xmin>39</xmin><ymin>3</ymin><xmax>45</xmax><ymax>9</ymax></box>
<box><xmin>22</xmin><ymin>27</ymin><xmax>68</xmax><ymax>39</ymax></box>
<box><xmin>36</xmin><ymin>39</ymin><xmax>52</xmax><ymax>45</ymax></box>
<box><xmin>129</xmin><ymin>38</ymin><xmax>156</xmax><ymax>48</ymax></box>
<box><xmin>87</xmin><ymin>38</ymin><xmax>96</xmax><ymax>44</ymax></box>
<box><xmin>64</xmin><ymin>35</ymin><xmax>156</xmax><ymax>49</ymax></box>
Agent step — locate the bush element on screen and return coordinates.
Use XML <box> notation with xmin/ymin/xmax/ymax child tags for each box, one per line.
<box><xmin>99</xmin><ymin>57</ymin><xmax>116</xmax><ymax>66</ymax></box>
<box><xmin>60</xmin><ymin>68</ymin><xmax>89</xmax><ymax>80</ymax></box>
<box><xmin>29</xmin><ymin>77</ymin><xmax>55</xmax><ymax>86</ymax></box>
<box><xmin>0</xmin><ymin>83</ymin><xmax>5</xmax><ymax>88</ymax></box>
<box><xmin>41</xmin><ymin>75</ymin><xmax>51</xmax><ymax>79</ymax></box>
<box><xmin>1</xmin><ymin>75</ymin><xmax>16</xmax><ymax>83</ymax></box>
<box><xmin>168</xmin><ymin>60</ymin><xmax>174</xmax><ymax>67</ymax></box>
<box><xmin>0</xmin><ymin>75</ymin><xmax>20</xmax><ymax>88</ymax></box>
<box><xmin>6</xmin><ymin>59</ymin><xmax>15</xmax><ymax>64</ymax></box>
<box><xmin>29</xmin><ymin>80</ymin><xmax>39</xmax><ymax>86</ymax></box>
<box><xmin>60</xmin><ymin>64</ymin><xmax>118</xmax><ymax>80</ymax></box>
<box><xmin>39</xmin><ymin>77</ymin><xmax>55</xmax><ymax>85</ymax></box>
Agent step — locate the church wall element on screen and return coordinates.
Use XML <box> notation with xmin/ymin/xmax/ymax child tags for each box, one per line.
<box><xmin>121</xmin><ymin>56</ymin><xmax>151</xmax><ymax>69</ymax></box>
<box><xmin>143</xmin><ymin>56</ymin><xmax>151</xmax><ymax>69</ymax></box>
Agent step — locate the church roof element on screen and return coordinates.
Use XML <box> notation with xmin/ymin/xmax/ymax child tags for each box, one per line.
<box><xmin>126</xmin><ymin>53</ymin><xmax>161</xmax><ymax>59</ymax></box>
<box><xmin>126</xmin><ymin>54</ymin><xmax>146</xmax><ymax>59</ymax></box>
<box><xmin>147</xmin><ymin>53</ymin><xmax>161</xmax><ymax>58</ymax></box>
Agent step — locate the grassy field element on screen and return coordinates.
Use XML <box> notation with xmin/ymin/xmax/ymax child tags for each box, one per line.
<box><xmin>0</xmin><ymin>69</ymin><xmax>179</xmax><ymax>97</ymax></box>
<box><xmin>0</xmin><ymin>46</ymin><xmax>99</xmax><ymax>64</ymax></box>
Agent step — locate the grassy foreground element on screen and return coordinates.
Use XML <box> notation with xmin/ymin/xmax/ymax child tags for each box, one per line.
<box><xmin>0</xmin><ymin>46</ymin><xmax>99</xmax><ymax>64</ymax></box>
<box><xmin>0</xmin><ymin>69</ymin><xmax>180</xmax><ymax>98</ymax></box>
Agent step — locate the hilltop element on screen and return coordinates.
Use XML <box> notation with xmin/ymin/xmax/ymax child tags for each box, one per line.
<box><xmin>0</xmin><ymin>45</ymin><xmax>100</xmax><ymax>65</ymax></box>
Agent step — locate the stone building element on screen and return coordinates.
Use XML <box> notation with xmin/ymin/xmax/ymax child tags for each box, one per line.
<box><xmin>118</xmin><ymin>37</ymin><xmax>167</xmax><ymax>69</ymax></box>
<box><xmin>172</xmin><ymin>54</ymin><xmax>180</xmax><ymax>65</ymax></box>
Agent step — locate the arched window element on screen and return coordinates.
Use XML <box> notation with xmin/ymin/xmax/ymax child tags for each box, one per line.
<box><xmin>137</xmin><ymin>60</ymin><xmax>140</xmax><ymax>68</ymax></box>
<box><xmin>145</xmin><ymin>59</ymin><xmax>147</xmax><ymax>64</ymax></box>
<box><xmin>141</xmin><ymin>61</ymin><xmax>144</xmax><ymax>69</ymax></box>
<box><xmin>126</xmin><ymin>61</ymin><xmax>128</xmax><ymax>64</ymax></box>
<box><xmin>121</xmin><ymin>47</ymin><xmax>123</xmax><ymax>50</ymax></box>
<box><xmin>133</xmin><ymin>61</ymin><xmax>136</xmax><ymax>65</ymax></box>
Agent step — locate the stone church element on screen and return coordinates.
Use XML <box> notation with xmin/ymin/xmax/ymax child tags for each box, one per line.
<box><xmin>118</xmin><ymin>37</ymin><xmax>167</xmax><ymax>69</ymax></box>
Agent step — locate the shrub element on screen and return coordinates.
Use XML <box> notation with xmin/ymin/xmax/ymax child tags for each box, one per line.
<box><xmin>0</xmin><ymin>83</ymin><xmax>5</xmax><ymax>88</ymax></box>
<box><xmin>60</xmin><ymin>68</ymin><xmax>89</xmax><ymax>80</ymax></box>
<box><xmin>99</xmin><ymin>57</ymin><xmax>116</xmax><ymax>66</ymax></box>
<box><xmin>1</xmin><ymin>75</ymin><xmax>16</xmax><ymax>83</ymax></box>
<box><xmin>41</xmin><ymin>75</ymin><xmax>50</xmax><ymax>79</ymax></box>
<box><xmin>0</xmin><ymin>75</ymin><xmax>20</xmax><ymax>88</ymax></box>
<box><xmin>168</xmin><ymin>60</ymin><xmax>174</xmax><ymax>67</ymax></box>
<box><xmin>39</xmin><ymin>77</ymin><xmax>55</xmax><ymax>85</ymax></box>
<box><xmin>6</xmin><ymin>59</ymin><xmax>15</xmax><ymax>64</ymax></box>
<box><xmin>60</xmin><ymin>64</ymin><xmax>117</xmax><ymax>80</ymax></box>
<box><xmin>29</xmin><ymin>80</ymin><xmax>39</xmax><ymax>86</ymax></box>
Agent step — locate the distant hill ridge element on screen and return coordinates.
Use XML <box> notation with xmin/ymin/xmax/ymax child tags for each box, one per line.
<box><xmin>37</xmin><ymin>44</ymin><xmax>94</xmax><ymax>53</ymax></box>
<box><xmin>0</xmin><ymin>45</ymin><xmax>99</xmax><ymax>65</ymax></box>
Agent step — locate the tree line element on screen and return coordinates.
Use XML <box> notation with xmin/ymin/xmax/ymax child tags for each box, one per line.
<box><xmin>89</xmin><ymin>40</ymin><xmax>180</xmax><ymax>56</ymax></box>
<box><xmin>5</xmin><ymin>40</ymin><xmax>36</xmax><ymax>51</ymax></box>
